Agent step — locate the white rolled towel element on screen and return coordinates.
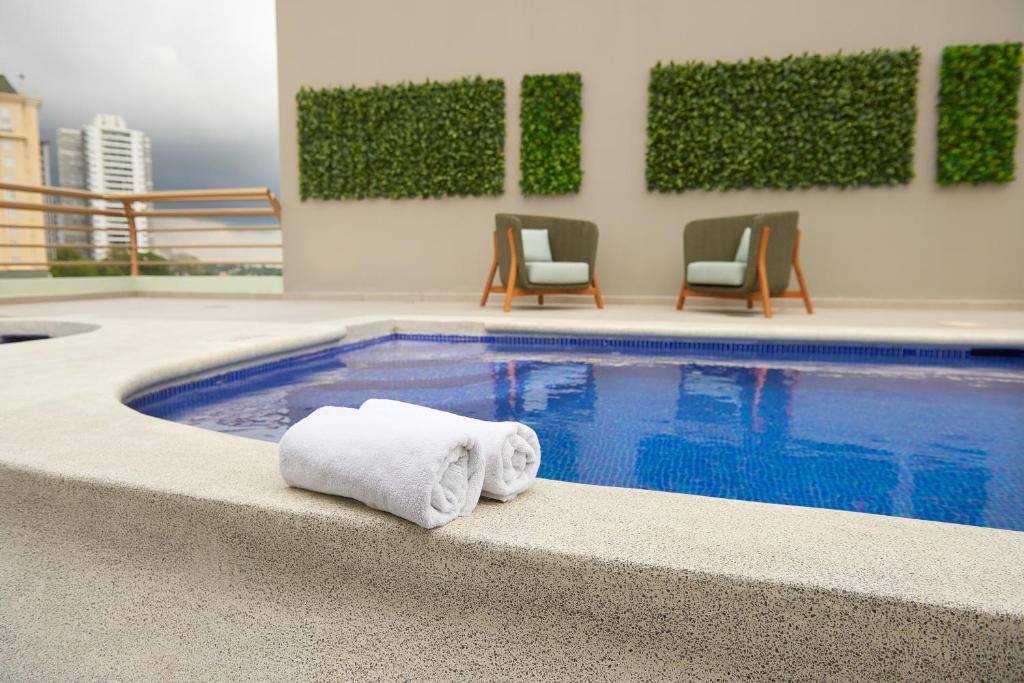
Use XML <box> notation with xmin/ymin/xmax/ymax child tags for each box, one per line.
<box><xmin>360</xmin><ymin>399</ymin><xmax>541</xmax><ymax>502</ymax></box>
<box><xmin>279</xmin><ymin>406</ymin><xmax>484</xmax><ymax>529</ymax></box>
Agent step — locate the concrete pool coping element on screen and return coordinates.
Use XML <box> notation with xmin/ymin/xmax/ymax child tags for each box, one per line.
<box><xmin>2</xmin><ymin>305</ymin><xmax>1023</xmax><ymax>679</ymax></box>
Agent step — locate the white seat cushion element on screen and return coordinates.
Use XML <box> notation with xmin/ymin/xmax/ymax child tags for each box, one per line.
<box><xmin>525</xmin><ymin>261</ymin><xmax>590</xmax><ymax>285</ymax></box>
<box><xmin>687</xmin><ymin>261</ymin><xmax>747</xmax><ymax>287</ymax></box>
<box><xmin>520</xmin><ymin>229</ymin><xmax>553</xmax><ymax>262</ymax></box>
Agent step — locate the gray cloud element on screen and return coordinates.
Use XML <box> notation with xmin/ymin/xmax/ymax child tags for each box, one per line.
<box><xmin>0</xmin><ymin>0</ymin><xmax>280</xmax><ymax>194</ymax></box>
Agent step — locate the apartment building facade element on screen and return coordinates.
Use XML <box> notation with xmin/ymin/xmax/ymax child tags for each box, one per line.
<box><xmin>57</xmin><ymin>114</ymin><xmax>153</xmax><ymax>256</ymax></box>
<box><xmin>0</xmin><ymin>74</ymin><xmax>46</xmax><ymax>274</ymax></box>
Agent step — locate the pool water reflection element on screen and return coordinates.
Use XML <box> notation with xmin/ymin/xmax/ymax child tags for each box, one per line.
<box><xmin>133</xmin><ymin>339</ymin><xmax>1024</xmax><ymax>530</ymax></box>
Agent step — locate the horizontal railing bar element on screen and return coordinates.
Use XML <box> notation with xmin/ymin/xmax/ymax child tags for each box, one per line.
<box><xmin>139</xmin><ymin>226</ymin><xmax>281</xmax><ymax>233</ymax></box>
<box><xmin>0</xmin><ymin>201</ymin><xmax>124</xmax><ymax>217</ymax></box>
<box><xmin>146</xmin><ymin>243</ymin><xmax>283</xmax><ymax>249</ymax></box>
<box><xmin>1</xmin><ymin>260</ymin><xmax>283</xmax><ymax>268</ymax></box>
<box><xmin>0</xmin><ymin>182</ymin><xmax>277</xmax><ymax>206</ymax></box>
<box><xmin>150</xmin><ymin>260</ymin><xmax>283</xmax><ymax>265</ymax></box>
<box><xmin>1</xmin><ymin>202</ymin><xmax>277</xmax><ymax>219</ymax></box>
<box><xmin>2</xmin><ymin>244</ymin><xmax>282</xmax><ymax>250</ymax></box>
<box><xmin>0</xmin><ymin>243</ymin><xmax>71</xmax><ymax>248</ymax></box>
<box><xmin>0</xmin><ymin>242</ymin><xmax>132</xmax><ymax>248</ymax></box>
<box><xmin>119</xmin><ymin>188</ymin><xmax>272</xmax><ymax>202</ymax></box>
<box><xmin>0</xmin><ymin>224</ymin><xmax>101</xmax><ymax>232</ymax></box>
<box><xmin>132</xmin><ymin>208</ymin><xmax>279</xmax><ymax>218</ymax></box>
<box><xmin>1</xmin><ymin>261</ymin><xmax>134</xmax><ymax>267</ymax></box>
<box><xmin>0</xmin><ymin>181</ymin><xmax>103</xmax><ymax>201</ymax></box>
<box><xmin>2</xmin><ymin>202</ymin><xmax>276</xmax><ymax>219</ymax></box>
<box><xmin>0</xmin><ymin>224</ymin><xmax>282</xmax><ymax>234</ymax></box>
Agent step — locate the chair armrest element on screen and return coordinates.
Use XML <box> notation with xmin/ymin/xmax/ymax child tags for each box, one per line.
<box><xmin>494</xmin><ymin>216</ymin><xmax>528</xmax><ymax>288</ymax></box>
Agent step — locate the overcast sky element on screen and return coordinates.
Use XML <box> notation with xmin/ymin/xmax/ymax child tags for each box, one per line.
<box><xmin>0</xmin><ymin>0</ymin><xmax>279</xmax><ymax>195</ymax></box>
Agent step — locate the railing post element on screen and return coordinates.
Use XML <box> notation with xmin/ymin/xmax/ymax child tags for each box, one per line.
<box><xmin>266</xmin><ymin>189</ymin><xmax>282</xmax><ymax>218</ymax></box>
<box><xmin>121</xmin><ymin>199</ymin><xmax>139</xmax><ymax>276</ymax></box>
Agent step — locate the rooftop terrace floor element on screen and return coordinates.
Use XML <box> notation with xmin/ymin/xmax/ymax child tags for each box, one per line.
<box><xmin>2</xmin><ymin>295</ymin><xmax>1022</xmax><ymax>680</ymax></box>
<box><xmin>3</xmin><ymin>295</ymin><xmax>1023</xmax><ymax>342</ymax></box>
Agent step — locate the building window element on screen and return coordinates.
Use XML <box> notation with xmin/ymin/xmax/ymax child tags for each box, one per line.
<box><xmin>3</xmin><ymin>173</ymin><xmax>14</xmax><ymax>182</ymax></box>
<box><xmin>2</xmin><ymin>158</ymin><xmax>13</xmax><ymax>168</ymax></box>
<box><xmin>1</xmin><ymin>141</ymin><xmax>11</xmax><ymax>150</ymax></box>
<box><xmin>3</xmin><ymin>190</ymin><xmax>14</xmax><ymax>199</ymax></box>
<box><xmin>0</xmin><ymin>106</ymin><xmax>11</xmax><ymax>132</ymax></box>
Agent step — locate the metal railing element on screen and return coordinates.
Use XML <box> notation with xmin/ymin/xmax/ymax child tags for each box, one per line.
<box><xmin>0</xmin><ymin>181</ymin><xmax>282</xmax><ymax>276</ymax></box>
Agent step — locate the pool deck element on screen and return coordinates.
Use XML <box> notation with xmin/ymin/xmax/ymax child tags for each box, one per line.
<box><xmin>2</xmin><ymin>296</ymin><xmax>1023</xmax><ymax>680</ymax></box>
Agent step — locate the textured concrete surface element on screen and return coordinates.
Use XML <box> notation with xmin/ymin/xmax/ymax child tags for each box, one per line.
<box><xmin>1</xmin><ymin>297</ymin><xmax>1023</xmax><ymax>680</ymax></box>
<box><xmin>0</xmin><ymin>275</ymin><xmax>284</xmax><ymax>302</ymax></box>
<box><xmin>4</xmin><ymin>294</ymin><xmax>1024</xmax><ymax>337</ymax></box>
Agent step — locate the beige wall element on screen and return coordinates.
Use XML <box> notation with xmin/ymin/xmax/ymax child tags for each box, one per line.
<box><xmin>0</xmin><ymin>90</ymin><xmax>45</xmax><ymax>272</ymax></box>
<box><xmin>276</xmin><ymin>0</ymin><xmax>1024</xmax><ymax>303</ymax></box>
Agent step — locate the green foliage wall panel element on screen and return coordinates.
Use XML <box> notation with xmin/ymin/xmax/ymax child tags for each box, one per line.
<box><xmin>646</xmin><ymin>49</ymin><xmax>920</xmax><ymax>191</ymax></box>
<box><xmin>297</xmin><ymin>77</ymin><xmax>505</xmax><ymax>200</ymax></box>
<box><xmin>937</xmin><ymin>43</ymin><xmax>1022</xmax><ymax>185</ymax></box>
<box><xmin>520</xmin><ymin>73</ymin><xmax>582</xmax><ymax>195</ymax></box>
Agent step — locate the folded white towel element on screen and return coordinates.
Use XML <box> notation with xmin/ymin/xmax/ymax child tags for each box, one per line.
<box><xmin>279</xmin><ymin>406</ymin><xmax>484</xmax><ymax>529</ymax></box>
<box><xmin>360</xmin><ymin>399</ymin><xmax>541</xmax><ymax>502</ymax></box>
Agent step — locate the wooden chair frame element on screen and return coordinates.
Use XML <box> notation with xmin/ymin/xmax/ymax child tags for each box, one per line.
<box><xmin>675</xmin><ymin>226</ymin><xmax>813</xmax><ymax>319</ymax></box>
<box><xmin>480</xmin><ymin>228</ymin><xmax>604</xmax><ymax>312</ymax></box>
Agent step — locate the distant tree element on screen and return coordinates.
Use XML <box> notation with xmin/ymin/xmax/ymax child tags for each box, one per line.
<box><xmin>48</xmin><ymin>248</ymin><xmax>272</xmax><ymax>277</ymax></box>
<box><xmin>97</xmin><ymin>249</ymin><xmax>130</xmax><ymax>276</ymax></box>
<box><xmin>50</xmin><ymin>247</ymin><xmax>99</xmax><ymax>277</ymax></box>
<box><xmin>138</xmin><ymin>252</ymin><xmax>172</xmax><ymax>275</ymax></box>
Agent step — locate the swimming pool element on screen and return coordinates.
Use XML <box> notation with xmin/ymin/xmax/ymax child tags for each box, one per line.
<box><xmin>129</xmin><ymin>334</ymin><xmax>1024</xmax><ymax>531</ymax></box>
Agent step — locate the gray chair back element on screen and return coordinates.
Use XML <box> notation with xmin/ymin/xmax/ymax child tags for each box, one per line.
<box><xmin>683</xmin><ymin>211</ymin><xmax>798</xmax><ymax>293</ymax></box>
<box><xmin>494</xmin><ymin>214</ymin><xmax>598</xmax><ymax>289</ymax></box>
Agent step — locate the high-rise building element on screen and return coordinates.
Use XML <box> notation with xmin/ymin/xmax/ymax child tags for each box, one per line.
<box><xmin>0</xmin><ymin>73</ymin><xmax>47</xmax><ymax>274</ymax></box>
<box><xmin>39</xmin><ymin>139</ymin><xmax>52</xmax><ymax>185</ymax></box>
<box><xmin>57</xmin><ymin>114</ymin><xmax>153</xmax><ymax>257</ymax></box>
<box><xmin>54</xmin><ymin>127</ymin><xmax>89</xmax><ymax>249</ymax></box>
<box><xmin>38</xmin><ymin>139</ymin><xmax>63</xmax><ymax>253</ymax></box>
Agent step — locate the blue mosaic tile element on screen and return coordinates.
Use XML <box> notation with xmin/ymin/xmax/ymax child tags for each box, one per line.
<box><xmin>126</xmin><ymin>334</ymin><xmax>1024</xmax><ymax>531</ymax></box>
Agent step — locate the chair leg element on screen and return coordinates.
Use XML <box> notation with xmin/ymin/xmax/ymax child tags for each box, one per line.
<box><xmin>503</xmin><ymin>278</ymin><xmax>516</xmax><ymax>313</ymax></box>
<box><xmin>675</xmin><ymin>281</ymin><xmax>687</xmax><ymax>310</ymax></box>
<box><xmin>591</xmin><ymin>272</ymin><xmax>604</xmax><ymax>309</ymax></box>
<box><xmin>480</xmin><ymin>232</ymin><xmax>499</xmax><ymax>307</ymax></box>
<box><xmin>504</xmin><ymin>229</ymin><xmax>518</xmax><ymax>312</ymax></box>
<box><xmin>759</xmin><ymin>284</ymin><xmax>772</xmax><ymax>319</ymax></box>
<box><xmin>503</xmin><ymin>285</ymin><xmax>515</xmax><ymax>312</ymax></box>
<box><xmin>756</xmin><ymin>225</ymin><xmax>772</xmax><ymax>319</ymax></box>
<box><xmin>792</xmin><ymin>229</ymin><xmax>813</xmax><ymax>314</ymax></box>
<box><xmin>538</xmin><ymin>294</ymin><xmax>544</xmax><ymax>305</ymax></box>
<box><xmin>746</xmin><ymin>298</ymin><xmax>753</xmax><ymax>310</ymax></box>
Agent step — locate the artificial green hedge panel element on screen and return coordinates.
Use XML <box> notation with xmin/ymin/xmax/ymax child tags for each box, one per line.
<box><xmin>297</xmin><ymin>77</ymin><xmax>505</xmax><ymax>200</ymax></box>
<box><xmin>520</xmin><ymin>73</ymin><xmax>582</xmax><ymax>195</ymax></box>
<box><xmin>646</xmin><ymin>49</ymin><xmax>920</xmax><ymax>191</ymax></box>
<box><xmin>937</xmin><ymin>43</ymin><xmax>1022</xmax><ymax>185</ymax></box>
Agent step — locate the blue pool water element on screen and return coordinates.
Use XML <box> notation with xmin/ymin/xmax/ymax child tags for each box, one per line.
<box><xmin>130</xmin><ymin>335</ymin><xmax>1024</xmax><ymax>531</ymax></box>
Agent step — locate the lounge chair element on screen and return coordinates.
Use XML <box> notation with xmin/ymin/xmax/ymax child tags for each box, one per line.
<box><xmin>676</xmin><ymin>211</ymin><xmax>813</xmax><ymax>318</ymax></box>
<box><xmin>481</xmin><ymin>213</ymin><xmax>604</xmax><ymax>312</ymax></box>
